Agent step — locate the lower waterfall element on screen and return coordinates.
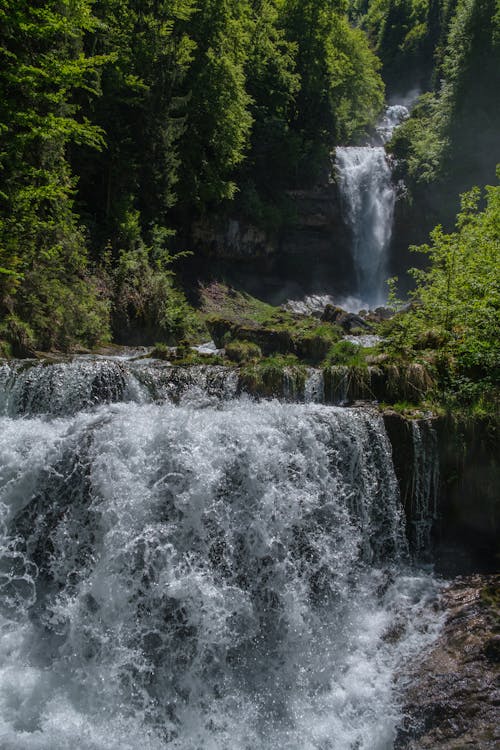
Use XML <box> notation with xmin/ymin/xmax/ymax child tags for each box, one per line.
<box><xmin>0</xmin><ymin>363</ymin><xmax>442</xmax><ymax>749</ymax></box>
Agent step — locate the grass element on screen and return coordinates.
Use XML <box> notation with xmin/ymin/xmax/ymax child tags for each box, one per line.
<box><xmin>200</xmin><ymin>282</ymin><xmax>276</xmax><ymax>326</ymax></box>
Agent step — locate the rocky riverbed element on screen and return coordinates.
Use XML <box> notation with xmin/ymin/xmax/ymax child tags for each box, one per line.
<box><xmin>396</xmin><ymin>574</ymin><xmax>500</xmax><ymax>749</ymax></box>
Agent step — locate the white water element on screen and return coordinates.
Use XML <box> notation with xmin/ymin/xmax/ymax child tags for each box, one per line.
<box><xmin>336</xmin><ymin>105</ymin><xmax>409</xmax><ymax>310</ymax></box>
<box><xmin>0</xmin><ymin>362</ymin><xmax>442</xmax><ymax>749</ymax></box>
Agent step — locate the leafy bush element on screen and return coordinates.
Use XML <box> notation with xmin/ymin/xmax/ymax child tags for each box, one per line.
<box><xmin>386</xmin><ymin>176</ymin><xmax>500</xmax><ymax>409</ymax></box>
<box><xmin>111</xmin><ymin>214</ymin><xmax>204</xmax><ymax>345</ymax></box>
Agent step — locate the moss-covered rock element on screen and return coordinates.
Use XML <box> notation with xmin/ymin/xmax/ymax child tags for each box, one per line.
<box><xmin>225</xmin><ymin>340</ymin><xmax>262</xmax><ymax>363</ymax></box>
<box><xmin>322</xmin><ymin>363</ymin><xmax>434</xmax><ymax>404</ymax></box>
<box><xmin>239</xmin><ymin>356</ymin><xmax>307</xmax><ymax>399</ymax></box>
<box><xmin>207</xmin><ymin>315</ymin><xmax>341</xmax><ymax>364</ymax></box>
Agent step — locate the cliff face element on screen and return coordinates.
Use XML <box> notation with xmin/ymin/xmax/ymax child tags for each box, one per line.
<box><xmin>188</xmin><ymin>182</ymin><xmax>355</xmax><ymax>301</ymax></box>
<box><xmin>384</xmin><ymin>412</ymin><xmax>499</xmax><ymax>572</ymax></box>
<box><xmin>434</xmin><ymin>417</ymin><xmax>499</xmax><ymax>574</ymax></box>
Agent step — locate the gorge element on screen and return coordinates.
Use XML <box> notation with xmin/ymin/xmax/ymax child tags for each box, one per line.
<box><xmin>0</xmin><ymin>1</ymin><xmax>498</xmax><ymax>747</ymax></box>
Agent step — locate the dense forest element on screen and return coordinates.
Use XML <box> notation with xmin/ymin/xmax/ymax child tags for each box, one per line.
<box><xmin>0</xmin><ymin>0</ymin><xmax>498</xmax><ymax>368</ymax></box>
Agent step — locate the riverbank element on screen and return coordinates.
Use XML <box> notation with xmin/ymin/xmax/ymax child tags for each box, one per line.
<box><xmin>396</xmin><ymin>574</ymin><xmax>500</xmax><ymax>749</ymax></box>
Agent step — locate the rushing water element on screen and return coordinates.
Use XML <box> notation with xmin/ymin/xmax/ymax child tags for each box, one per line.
<box><xmin>0</xmin><ymin>360</ymin><xmax>442</xmax><ymax>749</ymax></box>
<box><xmin>335</xmin><ymin>105</ymin><xmax>409</xmax><ymax>310</ymax></box>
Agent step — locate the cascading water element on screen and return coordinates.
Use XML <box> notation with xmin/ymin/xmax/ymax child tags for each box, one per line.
<box><xmin>0</xmin><ymin>360</ymin><xmax>442</xmax><ymax>749</ymax></box>
<box><xmin>336</xmin><ymin>105</ymin><xmax>409</xmax><ymax>310</ymax></box>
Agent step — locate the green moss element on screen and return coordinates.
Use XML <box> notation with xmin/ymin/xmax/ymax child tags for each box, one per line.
<box><xmin>201</xmin><ymin>282</ymin><xmax>276</xmax><ymax>326</ymax></box>
<box><xmin>0</xmin><ymin>339</ymin><xmax>12</xmax><ymax>359</ymax></box>
<box><xmin>225</xmin><ymin>340</ymin><xmax>262</xmax><ymax>363</ymax></box>
<box><xmin>379</xmin><ymin>401</ymin><xmax>432</xmax><ymax>418</ymax></box>
<box><xmin>206</xmin><ymin>299</ymin><xmax>342</xmax><ymax>364</ymax></box>
<box><xmin>150</xmin><ymin>341</ymin><xmax>224</xmax><ymax>366</ymax></box>
<box><xmin>174</xmin><ymin>352</ymin><xmax>226</xmax><ymax>366</ymax></box>
<box><xmin>151</xmin><ymin>342</ymin><xmax>173</xmax><ymax>360</ymax></box>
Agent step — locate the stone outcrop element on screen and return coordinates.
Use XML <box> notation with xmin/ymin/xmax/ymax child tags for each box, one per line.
<box><xmin>321</xmin><ymin>303</ymin><xmax>373</xmax><ymax>332</ymax></box>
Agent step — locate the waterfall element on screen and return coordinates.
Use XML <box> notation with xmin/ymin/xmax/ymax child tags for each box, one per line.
<box><xmin>0</xmin><ymin>360</ymin><xmax>442</xmax><ymax>749</ymax></box>
<box><xmin>336</xmin><ymin>105</ymin><xmax>409</xmax><ymax>310</ymax></box>
<box><xmin>408</xmin><ymin>421</ymin><xmax>440</xmax><ymax>555</ymax></box>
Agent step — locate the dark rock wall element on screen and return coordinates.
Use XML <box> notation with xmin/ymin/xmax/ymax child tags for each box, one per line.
<box><xmin>184</xmin><ymin>181</ymin><xmax>354</xmax><ymax>303</ymax></box>
<box><xmin>433</xmin><ymin>417</ymin><xmax>499</xmax><ymax>575</ymax></box>
<box><xmin>384</xmin><ymin>412</ymin><xmax>499</xmax><ymax>573</ymax></box>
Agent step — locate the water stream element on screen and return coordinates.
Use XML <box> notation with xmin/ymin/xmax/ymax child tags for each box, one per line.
<box><xmin>0</xmin><ymin>360</ymin><xmax>442</xmax><ymax>749</ymax></box>
<box><xmin>335</xmin><ymin>106</ymin><xmax>409</xmax><ymax>310</ymax></box>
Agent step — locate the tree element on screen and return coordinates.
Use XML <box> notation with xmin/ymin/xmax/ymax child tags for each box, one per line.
<box><xmin>283</xmin><ymin>0</ymin><xmax>384</xmax><ymax>160</ymax></box>
<box><xmin>0</xmin><ymin>0</ymin><xmax>110</xmax><ymax>350</ymax></box>
<box><xmin>176</xmin><ymin>0</ymin><xmax>254</xmax><ymax>210</ymax></box>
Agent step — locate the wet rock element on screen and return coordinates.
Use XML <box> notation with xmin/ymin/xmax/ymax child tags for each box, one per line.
<box><xmin>364</xmin><ymin>306</ymin><xmax>395</xmax><ymax>323</ymax></box>
<box><xmin>396</xmin><ymin>574</ymin><xmax>500</xmax><ymax>749</ymax></box>
<box><xmin>433</xmin><ymin>416</ymin><xmax>499</xmax><ymax>575</ymax></box>
<box><xmin>321</xmin><ymin>304</ymin><xmax>373</xmax><ymax>332</ymax></box>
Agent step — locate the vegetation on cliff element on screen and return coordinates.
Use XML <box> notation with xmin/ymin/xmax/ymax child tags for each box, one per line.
<box><xmin>386</xmin><ymin>0</ymin><xmax>500</xmax><ymax>196</ymax></box>
<box><xmin>386</xmin><ymin>178</ymin><xmax>499</xmax><ymax>413</ymax></box>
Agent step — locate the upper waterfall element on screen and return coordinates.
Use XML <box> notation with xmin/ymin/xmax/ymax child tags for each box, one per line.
<box><xmin>335</xmin><ymin>105</ymin><xmax>409</xmax><ymax>310</ymax></box>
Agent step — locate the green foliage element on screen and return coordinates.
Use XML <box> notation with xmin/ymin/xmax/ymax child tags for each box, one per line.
<box><xmin>283</xmin><ymin>0</ymin><xmax>385</xmax><ymax>147</ymax></box>
<box><xmin>386</xmin><ymin>0</ymin><xmax>500</xmax><ymax>187</ymax></box>
<box><xmin>388</xmin><ymin>92</ymin><xmax>448</xmax><ymax>183</ymax></box>
<box><xmin>176</xmin><ymin>0</ymin><xmax>254</xmax><ymax>206</ymax></box>
<box><xmin>111</xmin><ymin>210</ymin><xmax>203</xmax><ymax>344</ymax></box>
<box><xmin>386</xmin><ymin>178</ymin><xmax>500</xmax><ymax>409</ymax></box>
<box><xmin>0</xmin><ymin>0</ymin><xmax>401</xmax><ymax>351</ymax></box>
<box><xmin>359</xmin><ymin>0</ymin><xmax>441</xmax><ymax>92</ymax></box>
<box><xmin>0</xmin><ymin>315</ymin><xmax>35</xmax><ymax>357</ymax></box>
<box><xmin>225</xmin><ymin>339</ymin><xmax>263</xmax><ymax>363</ymax></box>
<box><xmin>0</xmin><ymin>0</ymin><xmax>110</xmax><ymax>350</ymax></box>
<box><xmin>0</xmin><ymin>339</ymin><xmax>12</xmax><ymax>360</ymax></box>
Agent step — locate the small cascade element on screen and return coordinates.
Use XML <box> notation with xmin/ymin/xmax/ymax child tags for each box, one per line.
<box><xmin>0</xmin><ymin>360</ymin><xmax>239</xmax><ymax>416</ymax></box>
<box><xmin>384</xmin><ymin>414</ymin><xmax>440</xmax><ymax>557</ymax></box>
<box><xmin>282</xmin><ymin>366</ymin><xmax>305</xmax><ymax>401</ymax></box>
<box><xmin>0</xmin><ymin>359</ymin><xmax>136</xmax><ymax>416</ymax></box>
<box><xmin>335</xmin><ymin>105</ymin><xmax>409</xmax><ymax>309</ymax></box>
<box><xmin>134</xmin><ymin>363</ymin><xmax>239</xmax><ymax>405</ymax></box>
<box><xmin>408</xmin><ymin>421</ymin><xmax>440</xmax><ymax>555</ymax></box>
<box><xmin>304</xmin><ymin>368</ymin><xmax>324</xmax><ymax>403</ymax></box>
